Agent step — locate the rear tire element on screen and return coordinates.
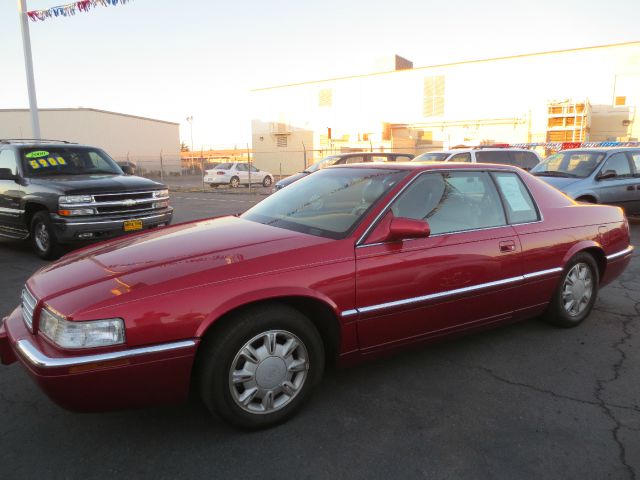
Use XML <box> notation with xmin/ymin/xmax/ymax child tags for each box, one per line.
<box><xmin>198</xmin><ymin>304</ymin><xmax>324</xmax><ymax>429</ymax></box>
<box><xmin>230</xmin><ymin>176</ymin><xmax>240</xmax><ymax>188</ymax></box>
<box><xmin>30</xmin><ymin>211</ymin><xmax>61</xmax><ymax>260</ymax></box>
<box><xmin>262</xmin><ymin>176</ymin><xmax>273</xmax><ymax>187</ymax></box>
<box><xmin>543</xmin><ymin>252</ymin><xmax>599</xmax><ymax>328</ymax></box>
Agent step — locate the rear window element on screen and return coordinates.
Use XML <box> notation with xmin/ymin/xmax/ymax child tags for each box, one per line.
<box><xmin>20</xmin><ymin>147</ymin><xmax>121</xmax><ymax>177</ymax></box>
<box><xmin>512</xmin><ymin>151</ymin><xmax>539</xmax><ymax>170</ymax></box>
<box><xmin>475</xmin><ymin>151</ymin><xmax>513</xmax><ymax>165</ymax></box>
<box><xmin>214</xmin><ymin>163</ymin><xmax>233</xmax><ymax>170</ymax></box>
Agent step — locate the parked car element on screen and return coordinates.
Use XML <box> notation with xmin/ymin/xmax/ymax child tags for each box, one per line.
<box><xmin>273</xmin><ymin>151</ymin><xmax>415</xmax><ymax>191</ymax></box>
<box><xmin>413</xmin><ymin>147</ymin><xmax>541</xmax><ymax>170</ymax></box>
<box><xmin>1</xmin><ymin>163</ymin><xmax>633</xmax><ymax>429</ymax></box>
<box><xmin>204</xmin><ymin>162</ymin><xmax>273</xmax><ymax>188</ymax></box>
<box><xmin>531</xmin><ymin>148</ymin><xmax>640</xmax><ymax>215</ymax></box>
<box><xmin>0</xmin><ymin>139</ymin><xmax>172</xmax><ymax>259</ymax></box>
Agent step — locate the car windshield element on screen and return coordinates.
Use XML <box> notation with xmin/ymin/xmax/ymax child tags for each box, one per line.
<box><xmin>304</xmin><ymin>156</ymin><xmax>341</xmax><ymax>173</ymax></box>
<box><xmin>20</xmin><ymin>147</ymin><xmax>122</xmax><ymax>177</ymax></box>
<box><xmin>412</xmin><ymin>152</ymin><xmax>450</xmax><ymax>162</ymax></box>
<box><xmin>531</xmin><ymin>151</ymin><xmax>605</xmax><ymax>178</ymax></box>
<box><xmin>242</xmin><ymin>167</ymin><xmax>409</xmax><ymax>239</ymax></box>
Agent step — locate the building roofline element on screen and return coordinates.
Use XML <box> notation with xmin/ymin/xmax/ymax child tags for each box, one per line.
<box><xmin>252</xmin><ymin>40</ymin><xmax>640</xmax><ymax>91</ymax></box>
<box><xmin>0</xmin><ymin>107</ymin><xmax>179</xmax><ymax>126</ymax></box>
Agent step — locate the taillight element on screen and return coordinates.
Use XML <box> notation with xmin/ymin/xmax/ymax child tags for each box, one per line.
<box><xmin>217</xmin><ymin>171</ymin><xmax>225</xmax><ymax>175</ymax></box>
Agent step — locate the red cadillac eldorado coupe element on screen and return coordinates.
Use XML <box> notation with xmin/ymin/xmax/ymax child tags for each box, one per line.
<box><xmin>0</xmin><ymin>163</ymin><xmax>633</xmax><ymax>428</ymax></box>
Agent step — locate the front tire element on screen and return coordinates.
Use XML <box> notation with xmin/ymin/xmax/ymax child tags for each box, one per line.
<box><xmin>198</xmin><ymin>304</ymin><xmax>324</xmax><ymax>429</ymax></box>
<box><xmin>544</xmin><ymin>252</ymin><xmax>599</xmax><ymax>328</ymax></box>
<box><xmin>30</xmin><ymin>211</ymin><xmax>61</xmax><ymax>260</ymax></box>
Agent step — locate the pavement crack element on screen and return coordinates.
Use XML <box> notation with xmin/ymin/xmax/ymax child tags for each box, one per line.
<box><xmin>593</xmin><ymin>309</ymin><xmax>637</xmax><ymax>480</ymax></box>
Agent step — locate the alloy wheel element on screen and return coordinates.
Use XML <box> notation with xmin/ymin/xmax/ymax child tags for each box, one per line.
<box><xmin>561</xmin><ymin>262</ymin><xmax>593</xmax><ymax>317</ymax></box>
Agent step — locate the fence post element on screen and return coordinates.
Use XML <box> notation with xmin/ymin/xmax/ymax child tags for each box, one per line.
<box><xmin>159</xmin><ymin>149</ymin><xmax>164</xmax><ymax>182</ymax></box>
<box><xmin>201</xmin><ymin>146</ymin><xmax>205</xmax><ymax>192</ymax></box>
<box><xmin>302</xmin><ymin>141</ymin><xmax>307</xmax><ymax>171</ymax></box>
<box><xmin>246</xmin><ymin>143</ymin><xmax>252</xmax><ymax>193</ymax></box>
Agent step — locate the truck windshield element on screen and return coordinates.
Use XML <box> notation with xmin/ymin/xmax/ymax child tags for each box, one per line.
<box><xmin>531</xmin><ymin>151</ymin><xmax>605</xmax><ymax>178</ymax></box>
<box><xmin>20</xmin><ymin>147</ymin><xmax>122</xmax><ymax>177</ymax></box>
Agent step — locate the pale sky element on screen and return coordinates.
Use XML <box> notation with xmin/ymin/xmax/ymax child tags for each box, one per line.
<box><xmin>1</xmin><ymin>0</ymin><xmax>638</xmax><ymax>148</ymax></box>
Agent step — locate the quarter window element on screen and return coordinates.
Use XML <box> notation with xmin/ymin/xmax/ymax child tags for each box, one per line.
<box><xmin>391</xmin><ymin>171</ymin><xmax>506</xmax><ymax>235</ymax></box>
<box><xmin>492</xmin><ymin>172</ymin><xmax>539</xmax><ymax>224</ymax></box>
<box><xmin>631</xmin><ymin>152</ymin><xmax>640</xmax><ymax>174</ymax></box>
<box><xmin>0</xmin><ymin>150</ymin><xmax>18</xmax><ymax>175</ymax></box>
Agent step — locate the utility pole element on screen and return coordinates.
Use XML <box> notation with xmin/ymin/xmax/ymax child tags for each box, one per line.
<box><xmin>246</xmin><ymin>143</ymin><xmax>252</xmax><ymax>193</ymax></box>
<box><xmin>18</xmin><ymin>0</ymin><xmax>41</xmax><ymax>139</ymax></box>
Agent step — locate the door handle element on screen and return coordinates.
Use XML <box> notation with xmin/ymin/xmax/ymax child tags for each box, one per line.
<box><xmin>499</xmin><ymin>240</ymin><xmax>516</xmax><ymax>253</ymax></box>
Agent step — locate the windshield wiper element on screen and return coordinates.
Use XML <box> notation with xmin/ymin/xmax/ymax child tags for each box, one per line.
<box><xmin>533</xmin><ymin>171</ymin><xmax>577</xmax><ymax>178</ymax></box>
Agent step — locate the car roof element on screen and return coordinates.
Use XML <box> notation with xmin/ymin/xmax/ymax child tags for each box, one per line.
<box><xmin>330</xmin><ymin>161</ymin><xmax>521</xmax><ymax>172</ymax></box>
<box><xmin>331</xmin><ymin>152</ymin><xmax>412</xmax><ymax>157</ymax></box>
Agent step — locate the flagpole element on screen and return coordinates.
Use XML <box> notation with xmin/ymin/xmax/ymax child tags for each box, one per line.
<box><xmin>18</xmin><ymin>0</ymin><xmax>41</xmax><ymax>139</ymax></box>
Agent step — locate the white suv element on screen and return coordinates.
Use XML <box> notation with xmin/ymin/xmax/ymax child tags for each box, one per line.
<box><xmin>413</xmin><ymin>148</ymin><xmax>540</xmax><ymax>171</ymax></box>
<box><xmin>204</xmin><ymin>162</ymin><xmax>274</xmax><ymax>188</ymax></box>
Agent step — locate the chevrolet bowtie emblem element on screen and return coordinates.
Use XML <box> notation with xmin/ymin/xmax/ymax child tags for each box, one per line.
<box><xmin>123</xmin><ymin>199</ymin><xmax>136</xmax><ymax>206</ymax></box>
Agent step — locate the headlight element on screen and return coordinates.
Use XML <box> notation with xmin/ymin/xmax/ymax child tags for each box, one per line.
<box><xmin>39</xmin><ymin>308</ymin><xmax>125</xmax><ymax>349</ymax></box>
<box><xmin>153</xmin><ymin>200</ymin><xmax>169</xmax><ymax>209</ymax></box>
<box><xmin>59</xmin><ymin>195</ymin><xmax>93</xmax><ymax>204</ymax></box>
<box><xmin>152</xmin><ymin>189</ymin><xmax>169</xmax><ymax>198</ymax></box>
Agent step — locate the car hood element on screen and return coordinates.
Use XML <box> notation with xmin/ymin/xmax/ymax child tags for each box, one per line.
<box><xmin>28</xmin><ymin>174</ymin><xmax>165</xmax><ymax>194</ymax></box>
<box><xmin>534</xmin><ymin>175</ymin><xmax>582</xmax><ymax>191</ymax></box>
<box><xmin>276</xmin><ymin>172</ymin><xmax>309</xmax><ymax>187</ymax></box>
<box><xmin>27</xmin><ymin>216</ymin><xmax>333</xmax><ymax>316</ymax></box>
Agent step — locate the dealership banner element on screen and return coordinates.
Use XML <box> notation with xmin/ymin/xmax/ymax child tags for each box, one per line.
<box><xmin>27</xmin><ymin>0</ymin><xmax>132</xmax><ymax>22</ymax></box>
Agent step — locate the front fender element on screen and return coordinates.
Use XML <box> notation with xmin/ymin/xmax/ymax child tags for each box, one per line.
<box><xmin>195</xmin><ymin>286</ymin><xmax>343</xmax><ymax>338</ymax></box>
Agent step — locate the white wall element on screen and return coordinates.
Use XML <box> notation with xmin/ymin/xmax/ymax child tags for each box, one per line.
<box><xmin>0</xmin><ymin>109</ymin><xmax>181</xmax><ymax>173</ymax></box>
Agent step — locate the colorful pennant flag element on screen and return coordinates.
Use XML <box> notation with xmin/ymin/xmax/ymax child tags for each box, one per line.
<box><xmin>27</xmin><ymin>0</ymin><xmax>132</xmax><ymax>22</ymax></box>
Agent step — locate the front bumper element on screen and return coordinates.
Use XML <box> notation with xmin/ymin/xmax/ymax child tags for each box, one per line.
<box><xmin>50</xmin><ymin>208</ymin><xmax>173</xmax><ymax>243</ymax></box>
<box><xmin>1</xmin><ymin>306</ymin><xmax>198</xmax><ymax>411</ymax></box>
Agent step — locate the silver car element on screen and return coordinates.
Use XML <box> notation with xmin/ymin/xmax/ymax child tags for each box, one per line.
<box><xmin>531</xmin><ymin>148</ymin><xmax>640</xmax><ymax>215</ymax></box>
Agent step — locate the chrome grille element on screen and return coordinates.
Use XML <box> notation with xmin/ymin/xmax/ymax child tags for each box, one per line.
<box><xmin>61</xmin><ymin>190</ymin><xmax>169</xmax><ymax>217</ymax></box>
<box><xmin>21</xmin><ymin>288</ymin><xmax>37</xmax><ymax>332</ymax></box>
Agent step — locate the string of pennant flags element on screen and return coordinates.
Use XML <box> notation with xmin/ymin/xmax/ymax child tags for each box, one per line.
<box><xmin>508</xmin><ymin>141</ymin><xmax>640</xmax><ymax>150</ymax></box>
<box><xmin>27</xmin><ymin>0</ymin><xmax>132</xmax><ymax>22</ymax></box>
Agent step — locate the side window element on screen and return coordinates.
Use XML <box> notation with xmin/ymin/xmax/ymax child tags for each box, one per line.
<box><xmin>631</xmin><ymin>152</ymin><xmax>640</xmax><ymax>175</ymax></box>
<box><xmin>512</xmin><ymin>151</ymin><xmax>539</xmax><ymax>170</ymax></box>
<box><xmin>395</xmin><ymin>155</ymin><xmax>413</xmax><ymax>162</ymax></box>
<box><xmin>0</xmin><ymin>149</ymin><xmax>18</xmax><ymax>175</ymax></box>
<box><xmin>476</xmin><ymin>151</ymin><xmax>512</xmax><ymax>165</ymax></box>
<box><xmin>391</xmin><ymin>171</ymin><xmax>506</xmax><ymax>235</ymax></box>
<box><xmin>344</xmin><ymin>156</ymin><xmax>364</xmax><ymax>164</ymax></box>
<box><xmin>601</xmin><ymin>153</ymin><xmax>632</xmax><ymax>177</ymax></box>
<box><xmin>448</xmin><ymin>152</ymin><xmax>471</xmax><ymax>162</ymax></box>
<box><xmin>249</xmin><ymin>165</ymin><xmax>259</xmax><ymax>172</ymax></box>
<box><xmin>235</xmin><ymin>163</ymin><xmax>248</xmax><ymax>172</ymax></box>
<box><xmin>371</xmin><ymin>155</ymin><xmax>391</xmax><ymax>163</ymax></box>
<box><xmin>492</xmin><ymin>172</ymin><xmax>539</xmax><ymax>224</ymax></box>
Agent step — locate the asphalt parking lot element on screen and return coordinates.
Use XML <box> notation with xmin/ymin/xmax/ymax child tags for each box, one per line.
<box><xmin>0</xmin><ymin>192</ymin><xmax>638</xmax><ymax>480</ymax></box>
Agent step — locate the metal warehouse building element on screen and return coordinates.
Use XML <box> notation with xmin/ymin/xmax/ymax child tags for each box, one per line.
<box><xmin>251</xmin><ymin>41</ymin><xmax>640</xmax><ymax>175</ymax></box>
<box><xmin>0</xmin><ymin>108</ymin><xmax>181</xmax><ymax>174</ymax></box>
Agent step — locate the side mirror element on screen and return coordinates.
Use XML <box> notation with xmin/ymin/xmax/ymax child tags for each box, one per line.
<box><xmin>597</xmin><ymin>170</ymin><xmax>616</xmax><ymax>180</ymax></box>
<box><xmin>386</xmin><ymin>217</ymin><xmax>431</xmax><ymax>242</ymax></box>
<box><xmin>121</xmin><ymin>165</ymin><xmax>135</xmax><ymax>175</ymax></box>
<box><xmin>0</xmin><ymin>168</ymin><xmax>17</xmax><ymax>180</ymax></box>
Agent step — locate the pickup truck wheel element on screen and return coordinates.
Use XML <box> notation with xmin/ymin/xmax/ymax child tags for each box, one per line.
<box><xmin>544</xmin><ymin>252</ymin><xmax>599</xmax><ymax>328</ymax></box>
<box><xmin>30</xmin><ymin>211</ymin><xmax>61</xmax><ymax>260</ymax></box>
<box><xmin>198</xmin><ymin>304</ymin><xmax>324</xmax><ymax>429</ymax></box>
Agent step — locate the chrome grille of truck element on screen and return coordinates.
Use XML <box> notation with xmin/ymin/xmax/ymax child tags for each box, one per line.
<box><xmin>64</xmin><ymin>191</ymin><xmax>168</xmax><ymax>216</ymax></box>
<box><xmin>21</xmin><ymin>287</ymin><xmax>37</xmax><ymax>332</ymax></box>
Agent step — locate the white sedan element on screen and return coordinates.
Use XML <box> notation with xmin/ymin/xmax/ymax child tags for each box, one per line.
<box><xmin>204</xmin><ymin>162</ymin><xmax>274</xmax><ymax>188</ymax></box>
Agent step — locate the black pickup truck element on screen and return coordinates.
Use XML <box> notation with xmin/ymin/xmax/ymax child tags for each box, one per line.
<box><xmin>0</xmin><ymin>139</ymin><xmax>173</xmax><ymax>259</ymax></box>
